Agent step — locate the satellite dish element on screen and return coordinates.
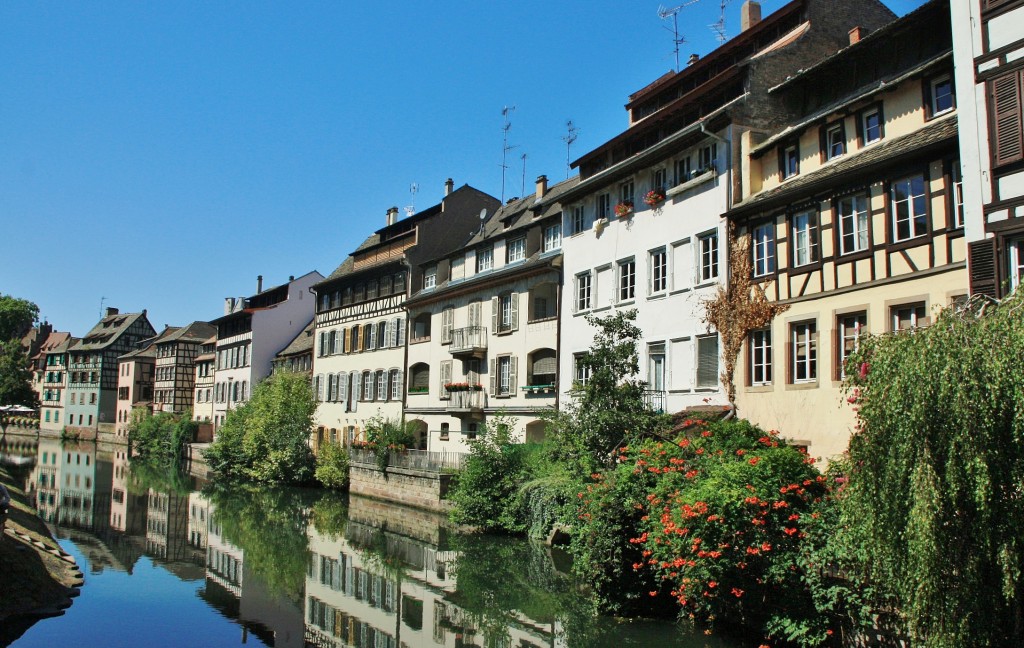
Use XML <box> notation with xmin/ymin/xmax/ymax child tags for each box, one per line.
<box><xmin>479</xmin><ymin>208</ymin><xmax>488</xmax><ymax>220</ymax></box>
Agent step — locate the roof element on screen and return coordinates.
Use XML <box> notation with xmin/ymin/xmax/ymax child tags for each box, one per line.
<box><xmin>730</xmin><ymin>113</ymin><xmax>958</xmax><ymax>217</ymax></box>
<box><xmin>48</xmin><ymin>336</ymin><xmax>78</xmax><ymax>355</ymax></box>
<box><xmin>34</xmin><ymin>331</ymin><xmax>71</xmax><ymax>359</ymax></box>
<box><xmin>467</xmin><ymin>176</ymin><xmax>577</xmax><ymax>247</ymax></box>
<box><xmin>154</xmin><ymin>321</ymin><xmax>217</xmax><ymax>345</ymax></box>
<box><xmin>119</xmin><ymin>344</ymin><xmax>156</xmax><ymax>360</ymax></box>
<box><xmin>275</xmin><ymin>319</ymin><xmax>315</xmax><ymax>358</ymax></box>
<box><xmin>71</xmin><ymin>311</ymin><xmax>150</xmax><ymax>352</ymax></box>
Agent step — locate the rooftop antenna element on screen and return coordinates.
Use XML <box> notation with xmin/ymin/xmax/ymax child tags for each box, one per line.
<box><xmin>709</xmin><ymin>0</ymin><xmax>735</xmax><ymax>44</ymax></box>
<box><xmin>99</xmin><ymin>296</ymin><xmax>107</xmax><ymax>318</ymax></box>
<box><xmin>405</xmin><ymin>183</ymin><xmax>418</xmax><ymax>217</ymax></box>
<box><xmin>500</xmin><ymin>105</ymin><xmax>518</xmax><ymax>203</ymax></box>
<box><xmin>520</xmin><ymin>153</ymin><xmax>528</xmax><ymax>197</ymax></box>
<box><xmin>562</xmin><ymin>120</ymin><xmax>578</xmax><ymax>179</ymax></box>
<box><xmin>658</xmin><ymin>0</ymin><xmax>701</xmax><ymax>71</ymax></box>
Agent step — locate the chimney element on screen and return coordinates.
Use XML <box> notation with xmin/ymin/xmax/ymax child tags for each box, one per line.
<box><xmin>849</xmin><ymin>26</ymin><xmax>864</xmax><ymax>45</ymax></box>
<box><xmin>444</xmin><ymin>178</ymin><xmax>454</xmax><ymax>196</ymax></box>
<box><xmin>386</xmin><ymin>206</ymin><xmax>399</xmax><ymax>226</ymax></box>
<box><xmin>289</xmin><ymin>275</ymin><xmax>295</xmax><ymax>282</ymax></box>
<box><xmin>105</xmin><ymin>307</ymin><xmax>119</xmax><ymax>317</ymax></box>
<box><xmin>740</xmin><ymin>1</ymin><xmax>761</xmax><ymax>32</ymax></box>
<box><xmin>535</xmin><ymin>174</ymin><xmax>548</xmax><ymax>200</ymax></box>
<box><xmin>257</xmin><ymin>275</ymin><xmax>263</xmax><ymax>293</ymax></box>
<box><xmin>687</xmin><ymin>53</ymin><xmax>700</xmax><ymax>66</ymax></box>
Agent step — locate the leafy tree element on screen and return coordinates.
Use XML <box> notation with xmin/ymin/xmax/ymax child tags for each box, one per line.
<box><xmin>0</xmin><ymin>340</ymin><xmax>38</xmax><ymax>407</ymax></box>
<box><xmin>204</xmin><ymin>371</ymin><xmax>316</xmax><ymax>484</ymax></box>
<box><xmin>314</xmin><ymin>441</ymin><xmax>349</xmax><ymax>489</ymax></box>
<box><xmin>0</xmin><ymin>294</ymin><xmax>38</xmax><ymax>341</ymax></box>
<box><xmin>127</xmin><ymin>410</ymin><xmax>196</xmax><ymax>464</ymax></box>
<box><xmin>839</xmin><ymin>293</ymin><xmax>1024</xmax><ymax>647</ymax></box>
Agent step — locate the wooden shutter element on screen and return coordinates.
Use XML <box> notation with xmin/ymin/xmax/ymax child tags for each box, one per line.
<box><xmin>696</xmin><ymin>335</ymin><xmax>719</xmax><ymax>387</ymax></box>
<box><xmin>318</xmin><ymin>332</ymin><xmax>326</xmax><ymax>357</ymax></box>
<box><xmin>489</xmin><ymin>359</ymin><xmax>497</xmax><ymax>396</ymax></box>
<box><xmin>510</xmin><ymin>293</ymin><xmax>519</xmax><ymax>331</ymax></box>
<box><xmin>395</xmin><ymin>370</ymin><xmax>403</xmax><ymax>399</ymax></box>
<box><xmin>412</xmin><ymin>366</ymin><xmax>429</xmax><ymax>390</ymax></box>
<box><xmin>316</xmin><ymin>374</ymin><xmax>325</xmax><ymax>401</ymax></box>
<box><xmin>339</xmin><ymin>373</ymin><xmax>348</xmax><ymax>409</ymax></box>
<box><xmin>368</xmin><ymin>324</ymin><xmax>377</xmax><ymax>349</ymax></box>
<box><xmin>397</xmin><ymin>318</ymin><xmax>405</xmax><ymax>346</ymax></box>
<box><xmin>969</xmin><ymin>238</ymin><xmax>1000</xmax><ymax>298</ymax></box>
<box><xmin>992</xmin><ymin>70</ymin><xmax>1023</xmax><ymax>167</ymax></box>
<box><xmin>381</xmin><ymin>321</ymin><xmax>390</xmax><ymax>348</ymax></box>
<box><xmin>351</xmin><ymin>373</ymin><xmax>360</xmax><ymax>411</ymax></box>
<box><xmin>440</xmin><ymin>361</ymin><xmax>452</xmax><ymax>399</ymax></box>
<box><xmin>491</xmin><ymin>297</ymin><xmax>499</xmax><ymax>334</ymax></box>
<box><xmin>343</xmin><ymin>327</ymin><xmax>350</xmax><ymax>353</ymax></box>
<box><xmin>469</xmin><ymin>301</ymin><xmax>481</xmax><ymax>328</ymax></box>
<box><xmin>442</xmin><ymin>308</ymin><xmax>454</xmax><ymax>343</ymax></box>
<box><xmin>390</xmin><ymin>318</ymin><xmax>399</xmax><ymax>347</ymax></box>
<box><xmin>509</xmin><ymin>356</ymin><xmax>518</xmax><ymax>394</ymax></box>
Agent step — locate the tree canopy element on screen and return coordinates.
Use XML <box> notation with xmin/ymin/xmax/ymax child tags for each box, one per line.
<box><xmin>0</xmin><ymin>294</ymin><xmax>39</xmax><ymax>341</ymax></box>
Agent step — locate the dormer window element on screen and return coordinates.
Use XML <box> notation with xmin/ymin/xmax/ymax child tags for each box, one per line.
<box><xmin>860</xmin><ymin>106</ymin><xmax>883</xmax><ymax>145</ymax></box>
<box><xmin>824</xmin><ymin>122</ymin><xmax>845</xmax><ymax>161</ymax></box>
<box><xmin>507</xmin><ymin>237</ymin><xmax>526</xmax><ymax>263</ymax></box>
<box><xmin>780</xmin><ymin>144</ymin><xmax>799</xmax><ymax>180</ymax></box>
<box><xmin>476</xmin><ymin>246</ymin><xmax>493</xmax><ymax>272</ymax></box>
<box><xmin>424</xmin><ymin>265</ymin><xmax>437</xmax><ymax>290</ymax></box>
<box><xmin>927</xmin><ymin>74</ymin><xmax>955</xmax><ymax>118</ymax></box>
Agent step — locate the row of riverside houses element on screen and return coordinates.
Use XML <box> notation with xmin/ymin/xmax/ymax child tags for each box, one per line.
<box><xmin>30</xmin><ymin>0</ymin><xmax>1023</xmax><ymax>466</ymax></box>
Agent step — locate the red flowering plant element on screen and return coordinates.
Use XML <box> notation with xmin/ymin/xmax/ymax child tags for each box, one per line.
<box><xmin>591</xmin><ymin>418</ymin><xmax>843</xmax><ymax>645</ymax></box>
<box><xmin>614</xmin><ymin>201</ymin><xmax>634</xmax><ymax>218</ymax></box>
<box><xmin>643</xmin><ymin>188</ymin><xmax>666</xmax><ymax>207</ymax></box>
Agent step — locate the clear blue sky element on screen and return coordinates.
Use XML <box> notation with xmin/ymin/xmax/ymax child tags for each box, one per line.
<box><xmin>1</xmin><ymin>0</ymin><xmax>928</xmax><ymax>337</ymax></box>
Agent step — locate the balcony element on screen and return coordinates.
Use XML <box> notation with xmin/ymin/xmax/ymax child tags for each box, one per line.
<box><xmin>449</xmin><ymin>326</ymin><xmax>487</xmax><ymax>358</ymax></box>
<box><xmin>446</xmin><ymin>390</ymin><xmax>485</xmax><ymax>416</ymax></box>
<box><xmin>644</xmin><ymin>389</ymin><xmax>666</xmax><ymax>414</ymax></box>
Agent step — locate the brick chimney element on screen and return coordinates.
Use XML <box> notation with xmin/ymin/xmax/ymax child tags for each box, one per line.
<box><xmin>849</xmin><ymin>26</ymin><xmax>864</xmax><ymax>45</ymax></box>
<box><xmin>688</xmin><ymin>53</ymin><xmax>700</xmax><ymax>66</ymax></box>
<box><xmin>386</xmin><ymin>206</ymin><xmax>399</xmax><ymax>226</ymax></box>
<box><xmin>535</xmin><ymin>174</ymin><xmax>548</xmax><ymax>200</ymax></box>
<box><xmin>740</xmin><ymin>1</ymin><xmax>761</xmax><ymax>32</ymax></box>
<box><xmin>105</xmin><ymin>307</ymin><xmax>119</xmax><ymax>317</ymax></box>
<box><xmin>444</xmin><ymin>178</ymin><xmax>454</xmax><ymax>196</ymax></box>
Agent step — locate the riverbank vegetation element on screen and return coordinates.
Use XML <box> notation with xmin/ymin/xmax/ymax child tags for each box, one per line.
<box><xmin>448</xmin><ymin>295</ymin><xmax>1024</xmax><ymax>647</ymax></box>
<box><xmin>127</xmin><ymin>411</ymin><xmax>196</xmax><ymax>464</ymax></box>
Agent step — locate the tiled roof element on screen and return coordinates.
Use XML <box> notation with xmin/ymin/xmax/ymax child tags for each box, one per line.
<box><xmin>71</xmin><ymin>311</ymin><xmax>148</xmax><ymax>351</ymax></box>
<box><xmin>730</xmin><ymin>114</ymin><xmax>957</xmax><ymax>217</ymax></box>
<box><xmin>466</xmin><ymin>176</ymin><xmax>577</xmax><ymax>247</ymax></box>
<box><xmin>276</xmin><ymin>319</ymin><xmax>315</xmax><ymax>358</ymax></box>
<box><xmin>156</xmin><ymin>321</ymin><xmax>217</xmax><ymax>345</ymax></box>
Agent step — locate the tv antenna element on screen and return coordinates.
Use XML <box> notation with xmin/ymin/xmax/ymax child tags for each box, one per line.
<box><xmin>520</xmin><ymin>153</ymin><xmax>528</xmax><ymax>197</ymax></box>
<box><xmin>500</xmin><ymin>105</ymin><xmax>518</xmax><ymax>203</ymax></box>
<box><xmin>658</xmin><ymin>0</ymin><xmax>701</xmax><ymax>71</ymax></box>
<box><xmin>405</xmin><ymin>183</ymin><xmax>418</xmax><ymax>217</ymax></box>
<box><xmin>99</xmin><ymin>296</ymin><xmax>107</xmax><ymax>318</ymax></box>
<box><xmin>709</xmin><ymin>0</ymin><xmax>735</xmax><ymax>44</ymax></box>
<box><xmin>562</xmin><ymin>120</ymin><xmax>578</xmax><ymax>179</ymax></box>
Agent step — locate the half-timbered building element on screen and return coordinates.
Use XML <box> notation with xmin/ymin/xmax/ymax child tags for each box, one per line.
<box><xmin>726</xmin><ymin>0</ymin><xmax>965</xmax><ymax>459</ymax></box>
<box><xmin>310</xmin><ymin>180</ymin><xmax>499</xmax><ymax>450</ymax></box>
<box><xmin>192</xmin><ymin>334</ymin><xmax>216</xmax><ymax>437</ymax></box>
<box><xmin>39</xmin><ymin>333</ymin><xmax>75</xmax><ymax>433</ymax></box>
<box><xmin>404</xmin><ymin>175</ymin><xmax>568</xmax><ymax>451</ymax></box>
<box><xmin>152</xmin><ymin>320</ymin><xmax>216</xmax><ymax>415</ymax></box>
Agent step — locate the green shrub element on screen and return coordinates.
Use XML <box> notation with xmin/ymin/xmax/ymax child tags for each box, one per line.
<box><xmin>128</xmin><ymin>410</ymin><xmax>196</xmax><ymax>464</ymax></box>
<box><xmin>315</xmin><ymin>442</ymin><xmax>349</xmax><ymax>490</ymax></box>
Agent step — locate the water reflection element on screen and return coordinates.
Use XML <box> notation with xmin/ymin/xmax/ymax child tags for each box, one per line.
<box><xmin>6</xmin><ymin>433</ymin><xmax>735</xmax><ymax>648</ymax></box>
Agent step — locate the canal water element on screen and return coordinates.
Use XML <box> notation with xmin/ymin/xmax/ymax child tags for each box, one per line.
<box><xmin>1</xmin><ymin>435</ymin><xmax>743</xmax><ymax>648</ymax></box>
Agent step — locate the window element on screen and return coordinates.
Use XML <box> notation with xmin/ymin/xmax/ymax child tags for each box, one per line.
<box><xmin>648</xmin><ymin>343</ymin><xmax>665</xmax><ymax>391</ymax></box>
<box><xmin>543</xmin><ymin>223</ymin><xmax>561</xmax><ymax>252</ymax></box>
<box><xmin>860</xmin><ymin>106</ymin><xmax>883</xmax><ymax>145</ymax></box>
<box><xmin>476</xmin><ymin>246</ymin><xmax>493</xmax><ymax>272</ymax></box>
<box><xmin>441</xmin><ymin>306</ymin><xmax>454</xmax><ymax>343</ymax></box>
<box><xmin>376</xmin><ymin>371</ymin><xmax>387</xmax><ymax>400</ymax></box>
<box><xmin>573</xmin><ymin>353</ymin><xmax>591</xmax><ymax>386</ymax></box>
<box><xmin>440</xmin><ymin>423</ymin><xmax>449</xmax><ymax>440</ymax></box>
<box><xmin>990</xmin><ymin>69</ymin><xmax>1023</xmax><ymax>167</ymax></box>
<box><xmin>837</xmin><ymin>194</ymin><xmax>870</xmax><ymax>255</ymax></box>
<box><xmin>494</xmin><ymin>292</ymin><xmax>518</xmax><ymax>333</ymax></box>
<box><xmin>891</xmin><ymin>303</ymin><xmax>929</xmax><ymax>331</ymax></box>
<box><xmin>696</xmin><ymin>334</ymin><xmax>719</xmax><ymax>388</ymax></box>
<box><xmin>824</xmin><ymin>122</ymin><xmax>845</xmax><ymax>160</ymax></box>
<box><xmin>571</xmin><ymin>206</ymin><xmax>585</xmax><ymax>234</ymax></box>
<box><xmin>507</xmin><ymin>237</ymin><xmax>526</xmax><ymax>263</ymax></box>
<box><xmin>343</xmin><ymin>287</ymin><xmax>353</xmax><ymax>305</ymax></box>
<box><xmin>576</xmin><ymin>272</ymin><xmax>592</xmax><ymax>311</ymax></box>
<box><xmin>650</xmin><ymin>248</ymin><xmax>668</xmax><ymax>293</ymax></box>
<box><xmin>781</xmin><ymin>144</ymin><xmax>799</xmax><ymax>180</ymax></box>
<box><xmin>674</xmin><ymin>156</ymin><xmax>692</xmax><ymax>185</ymax></box>
<box><xmin>951</xmin><ymin>160</ymin><xmax>965</xmax><ymax>229</ymax></box>
<box><xmin>619</xmin><ymin>179</ymin><xmax>634</xmax><ymax>205</ymax></box>
<box><xmin>790</xmin><ymin>210</ymin><xmax>819</xmax><ymax>267</ymax></box>
<box><xmin>752</xmin><ymin>223</ymin><xmax>776</xmax><ymax>277</ymax></box>
<box><xmin>354</xmin><ymin>283</ymin><xmax>366</xmax><ymax>302</ymax></box>
<box><xmin>791</xmin><ymin>322</ymin><xmax>817</xmax><ymax>383</ymax></box>
<box><xmin>496</xmin><ymin>356</ymin><xmax>513</xmax><ymax>396</ymax></box>
<box><xmin>750</xmin><ymin>329</ymin><xmax>772</xmax><ymax>385</ymax></box>
<box><xmin>377</xmin><ymin>321</ymin><xmax>388</xmax><ymax>349</ymax></box>
<box><xmin>928</xmin><ymin>74</ymin><xmax>955</xmax><ymax>117</ymax></box>
<box><xmin>465</xmin><ymin>423</ymin><xmax>478</xmax><ymax>440</ymax></box>
<box><xmin>699</xmin><ymin>231</ymin><xmax>718</xmax><ymax>282</ymax></box>
<box><xmin>891</xmin><ymin>175</ymin><xmax>928</xmax><ymax>242</ymax></box>
<box><xmin>412</xmin><ymin>313</ymin><xmax>431</xmax><ymax>340</ymax></box>
<box><xmin>362</xmin><ymin>371</ymin><xmax>373</xmax><ymax>400</ymax></box>
<box><xmin>390</xmin><ymin>369</ymin><xmax>401</xmax><ymax>400</ymax></box>
<box><xmin>596</xmin><ymin>193</ymin><xmax>611</xmax><ymax>220</ymax></box>
<box><xmin>837</xmin><ymin>313</ymin><xmax>867</xmax><ymax>379</ymax></box>
<box><xmin>652</xmin><ymin>168</ymin><xmax>667</xmax><ymax>191</ymax></box>
<box><xmin>366</xmin><ymin>280</ymin><xmax>378</xmax><ymax>300</ymax></box>
<box><xmin>424</xmin><ymin>265</ymin><xmax>437</xmax><ymax>289</ymax></box>
<box><xmin>394</xmin><ymin>272</ymin><xmax>406</xmax><ymax>293</ymax></box>
<box><xmin>619</xmin><ymin>259</ymin><xmax>635</xmax><ymax>301</ymax></box>
<box><xmin>699</xmin><ymin>143</ymin><xmax>717</xmax><ymax>172</ymax></box>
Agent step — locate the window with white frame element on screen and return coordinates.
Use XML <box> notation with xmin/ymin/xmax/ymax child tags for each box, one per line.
<box><xmin>619</xmin><ymin>180</ymin><xmax>634</xmax><ymax>206</ymax></box>
<box><xmin>791</xmin><ymin>210</ymin><xmax>819</xmax><ymax>267</ymax></box>
<box><xmin>619</xmin><ymin>259</ymin><xmax>635</xmax><ymax>301</ymax></box>
<box><xmin>650</xmin><ymin>247</ymin><xmax>668</xmax><ymax>293</ymax></box>
<box><xmin>596</xmin><ymin>193</ymin><xmax>611</xmax><ymax>220</ymax></box>
<box><xmin>496</xmin><ymin>292</ymin><xmax>517</xmax><ymax>332</ymax></box>
<box><xmin>507</xmin><ymin>237</ymin><xmax>526</xmax><ymax>263</ymax></box>
<box><xmin>928</xmin><ymin>74</ymin><xmax>955</xmax><ymax>117</ymax></box>
<box><xmin>698</xmin><ymin>143</ymin><xmax>717</xmax><ymax>172</ymax></box>
<box><xmin>543</xmin><ymin>223</ymin><xmax>561</xmax><ymax>252</ymax></box>
<box><xmin>891</xmin><ymin>175</ymin><xmax>928</xmax><ymax>242</ymax></box>
<box><xmin>571</xmin><ymin>206</ymin><xmax>585</xmax><ymax>234</ymax></box>
<box><xmin>861</xmin><ymin>107</ymin><xmax>882</xmax><ymax>145</ymax></box>
<box><xmin>376</xmin><ymin>370</ymin><xmax>387</xmax><ymax>400</ymax></box>
<box><xmin>390</xmin><ymin>369</ymin><xmax>401</xmax><ymax>400</ymax></box>
<box><xmin>837</xmin><ymin>312</ymin><xmax>867</xmax><ymax>379</ymax></box>
<box><xmin>674</xmin><ymin>156</ymin><xmax>691</xmax><ymax>185</ymax></box>
<box><xmin>891</xmin><ymin>303</ymin><xmax>928</xmax><ymax>331</ymax></box>
<box><xmin>696</xmin><ymin>334</ymin><xmax>719</xmax><ymax>388</ymax></box>
<box><xmin>497</xmin><ymin>355</ymin><xmax>513</xmax><ymax>396</ymax></box>
<box><xmin>424</xmin><ymin>265</ymin><xmax>437</xmax><ymax>289</ymax></box>
<box><xmin>750</xmin><ymin>328</ymin><xmax>772</xmax><ymax>385</ymax></box>
<box><xmin>752</xmin><ymin>223</ymin><xmax>776</xmax><ymax>277</ymax></box>
<box><xmin>825</xmin><ymin>122</ymin><xmax>845</xmax><ymax>160</ymax></box>
<box><xmin>951</xmin><ymin>160</ymin><xmax>964</xmax><ymax>229</ymax></box>
<box><xmin>576</xmin><ymin>272</ymin><xmax>592</xmax><ymax>311</ymax></box>
<box><xmin>477</xmin><ymin>246</ymin><xmax>494</xmax><ymax>272</ymax></box>
<box><xmin>648</xmin><ymin>343</ymin><xmax>666</xmax><ymax>391</ymax></box>
<box><xmin>699</xmin><ymin>231</ymin><xmax>718</xmax><ymax>282</ymax></box>
<box><xmin>781</xmin><ymin>144</ymin><xmax>799</xmax><ymax>180</ymax></box>
<box><xmin>363</xmin><ymin>371</ymin><xmax>373</xmax><ymax>400</ymax></box>
<box><xmin>838</xmin><ymin>194</ymin><xmax>870</xmax><ymax>255</ymax></box>
<box><xmin>652</xmin><ymin>168</ymin><xmax>667</xmax><ymax>191</ymax></box>
<box><xmin>1010</xmin><ymin>238</ymin><xmax>1024</xmax><ymax>292</ymax></box>
<box><xmin>790</xmin><ymin>321</ymin><xmax>817</xmax><ymax>383</ymax></box>
<box><xmin>573</xmin><ymin>353</ymin><xmax>591</xmax><ymax>386</ymax></box>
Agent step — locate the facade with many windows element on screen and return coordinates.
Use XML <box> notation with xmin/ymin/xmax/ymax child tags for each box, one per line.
<box><xmin>727</xmin><ymin>0</ymin><xmax>966</xmax><ymax>459</ymax></box>
<box><xmin>951</xmin><ymin>0</ymin><xmax>1024</xmax><ymax>296</ymax></box>
<box><xmin>152</xmin><ymin>321</ymin><xmax>216</xmax><ymax>415</ymax></box>
<box><xmin>192</xmin><ymin>335</ymin><xmax>216</xmax><ymax>432</ymax></box>
<box><xmin>404</xmin><ymin>175</ymin><xmax>567</xmax><ymax>451</ymax></box>
<box><xmin>38</xmin><ymin>333</ymin><xmax>74</xmax><ymax>433</ymax></box>
<box><xmin>310</xmin><ymin>181</ymin><xmax>500</xmax><ymax>450</ymax></box>
<box><xmin>116</xmin><ymin>341</ymin><xmax>157</xmax><ymax>439</ymax></box>
<box><xmin>554</xmin><ymin>0</ymin><xmax>894</xmax><ymax>417</ymax></box>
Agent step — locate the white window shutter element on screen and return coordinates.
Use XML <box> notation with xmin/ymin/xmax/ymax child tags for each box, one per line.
<box><xmin>340</xmin><ymin>373</ymin><xmax>348</xmax><ymax>409</ymax></box>
<box><xmin>491</xmin><ymin>297</ymin><xmax>499</xmax><ymax>335</ymax></box>
<box><xmin>510</xmin><ymin>356</ymin><xmax>518</xmax><ymax>392</ymax></box>
<box><xmin>316</xmin><ymin>374</ymin><xmax>324</xmax><ymax>401</ymax></box>
<box><xmin>397</xmin><ymin>318</ymin><xmax>405</xmax><ymax>346</ymax></box>
<box><xmin>510</xmin><ymin>293</ymin><xmax>519</xmax><ymax>331</ymax></box>
<box><xmin>382</xmin><ymin>321</ymin><xmax>390</xmax><ymax>348</ymax></box>
<box><xmin>489</xmin><ymin>359</ymin><xmax>497</xmax><ymax>396</ymax></box>
<box><xmin>351</xmin><ymin>372</ymin><xmax>360</xmax><ymax>411</ymax></box>
<box><xmin>396</xmin><ymin>370</ymin><xmax>404</xmax><ymax>399</ymax></box>
<box><xmin>368</xmin><ymin>325</ymin><xmax>377</xmax><ymax>349</ymax></box>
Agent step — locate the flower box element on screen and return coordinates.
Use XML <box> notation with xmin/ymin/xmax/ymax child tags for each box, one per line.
<box><xmin>444</xmin><ymin>382</ymin><xmax>483</xmax><ymax>392</ymax></box>
<box><xmin>643</xmin><ymin>188</ymin><xmax>666</xmax><ymax>207</ymax></box>
<box><xmin>614</xmin><ymin>201</ymin><xmax>634</xmax><ymax>218</ymax></box>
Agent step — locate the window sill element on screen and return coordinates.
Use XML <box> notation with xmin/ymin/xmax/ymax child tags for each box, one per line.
<box><xmin>693</xmin><ymin>280</ymin><xmax>718</xmax><ymax>290</ymax></box>
<box><xmin>410</xmin><ymin>336</ymin><xmax>431</xmax><ymax>345</ymax></box>
<box><xmin>745</xmin><ymin>384</ymin><xmax>774</xmax><ymax>393</ymax></box>
<box><xmin>889</xmin><ymin>234</ymin><xmax>929</xmax><ymax>253</ymax></box>
<box><xmin>789</xmin><ymin>261</ymin><xmax>823</xmax><ymax>276</ymax></box>
<box><xmin>592</xmin><ymin>305</ymin><xmax>612</xmax><ymax>313</ymax></box>
<box><xmin>527</xmin><ymin>316</ymin><xmax>558</xmax><ymax>324</ymax></box>
<box><xmin>617</xmin><ymin>299</ymin><xmax>636</xmax><ymax>307</ymax></box>
<box><xmin>667</xmin><ymin>169</ymin><xmax>716</xmax><ymax>197</ymax></box>
<box><xmin>835</xmin><ymin>249</ymin><xmax>872</xmax><ymax>263</ymax></box>
<box><xmin>786</xmin><ymin>381</ymin><xmax>819</xmax><ymax>391</ymax></box>
<box><xmin>646</xmin><ymin>292</ymin><xmax>667</xmax><ymax>302</ymax></box>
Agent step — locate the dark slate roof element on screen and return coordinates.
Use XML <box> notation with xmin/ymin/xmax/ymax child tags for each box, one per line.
<box><xmin>319</xmin><ymin>254</ymin><xmax>357</xmax><ymax>284</ymax></box>
<box><xmin>156</xmin><ymin>321</ymin><xmax>217</xmax><ymax>345</ymax></box>
<box><xmin>730</xmin><ymin>113</ymin><xmax>957</xmax><ymax>218</ymax></box>
<box><xmin>276</xmin><ymin>319</ymin><xmax>315</xmax><ymax>358</ymax></box>
<box><xmin>467</xmin><ymin>176</ymin><xmax>577</xmax><ymax>247</ymax></box>
<box><xmin>49</xmin><ymin>336</ymin><xmax>78</xmax><ymax>355</ymax></box>
<box><xmin>71</xmin><ymin>311</ymin><xmax>149</xmax><ymax>352</ymax></box>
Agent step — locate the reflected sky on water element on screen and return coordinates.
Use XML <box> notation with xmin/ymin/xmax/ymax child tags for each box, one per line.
<box><xmin>2</xmin><ymin>434</ymin><xmax>740</xmax><ymax>648</ymax></box>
